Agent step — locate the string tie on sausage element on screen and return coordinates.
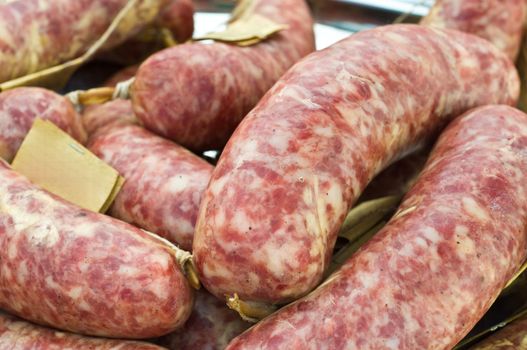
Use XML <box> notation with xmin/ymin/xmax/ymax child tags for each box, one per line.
<box><xmin>113</xmin><ymin>77</ymin><xmax>135</xmax><ymax>100</ymax></box>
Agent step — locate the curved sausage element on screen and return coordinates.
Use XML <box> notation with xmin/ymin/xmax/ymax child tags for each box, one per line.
<box><xmin>158</xmin><ymin>290</ymin><xmax>250</xmax><ymax>350</ymax></box>
<box><xmin>83</xmin><ymin>66</ymin><xmax>139</xmax><ymax>137</ymax></box>
<box><xmin>420</xmin><ymin>0</ymin><xmax>526</xmax><ymax>60</ymax></box>
<box><xmin>158</xmin><ymin>0</ymin><xmax>194</xmax><ymax>43</ymax></box>
<box><xmin>131</xmin><ymin>0</ymin><xmax>315</xmax><ymax>151</ymax></box>
<box><xmin>0</xmin><ymin>87</ymin><xmax>87</xmax><ymax>162</ymax></box>
<box><xmin>88</xmin><ymin>124</ymin><xmax>213</xmax><ymax>251</ymax></box>
<box><xmin>0</xmin><ymin>0</ymin><xmax>168</xmax><ymax>83</ymax></box>
<box><xmin>83</xmin><ymin>99</ymin><xmax>138</xmax><ymax>137</ymax></box>
<box><xmin>0</xmin><ymin>311</ymin><xmax>166</xmax><ymax>350</ymax></box>
<box><xmin>104</xmin><ymin>65</ymin><xmax>139</xmax><ymax>88</ymax></box>
<box><xmin>226</xmin><ymin>105</ymin><xmax>527</xmax><ymax>349</ymax></box>
<box><xmin>0</xmin><ymin>160</ymin><xmax>194</xmax><ymax>338</ymax></box>
<box><xmin>98</xmin><ymin>0</ymin><xmax>194</xmax><ymax>65</ymax></box>
<box><xmin>193</xmin><ymin>24</ymin><xmax>519</xmax><ymax>306</ymax></box>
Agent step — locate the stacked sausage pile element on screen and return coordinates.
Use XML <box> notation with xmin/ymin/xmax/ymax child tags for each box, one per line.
<box><xmin>0</xmin><ymin>0</ymin><xmax>526</xmax><ymax>349</ymax></box>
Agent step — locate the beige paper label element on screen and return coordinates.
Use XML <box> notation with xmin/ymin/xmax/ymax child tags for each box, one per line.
<box><xmin>12</xmin><ymin>119</ymin><xmax>124</xmax><ymax>212</ymax></box>
<box><xmin>194</xmin><ymin>14</ymin><xmax>286</xmax><ymax>46</ymax></box>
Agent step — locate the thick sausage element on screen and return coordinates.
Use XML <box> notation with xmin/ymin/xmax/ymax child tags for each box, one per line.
<box><xmin>104</xmin><ymin>65</ymin><xmax>139</xmax><ymax>88</ymax></box>
<box><xmin>131</xmin><ymin>0</ymin><xmax>315</xmax><ymax>151</ymax></box>
<box><xmin>98</xmin><ymin>0</ymin><xmax>194</xmax><ymax>65</ymax></box>
<box><xmin>226</xmin><ymin>105</ymin><xmax>527</xmax><ymax>349</ymax></box>
<box><xmin>470</xmin><ymin>313</ymin><xmax>527</xmax><ymax>349</ymax></box>
<box><xmin>83</xmin><ymin>66</ymin><xmax>138</xmax><ymax>137</ymax></box>
<box><xmin>158</xmin><ymin>290</ymin><xmax>250</xmax><ymax>350</ymax></box>
<box><xmin>420</xmin><ymin>0</ymin><xmax>526</xmax><ymax>60</ymax></box>
<box><xmin>193</xmin><ymin>24</ymin><xmax>519</xmax><ymax>306</ymax></box>
<box><xmin>0</xmin><ymin>0</ymin><xmax>167</xmax><ymax>83</ymax></box>
<box><xmin>158</xmin><ymin>0</ymin><xmax>194</xmax><ymax>43</ymax></box>
<box><xmin>0</xmin><ymin>160</ymin><xmax>194</xmax><ymax>338</ymax></box>
<box><xmin>88</xmin><ymin>124</ymin><xmax>213</xmax><ymax>251</ymax></box>
<box><xmin>0</xmin><ymin>311</ymin><xmax>165</xmax><ymax>350</ymax></box>
<box><xmin>83</xmin><ymin>99</ymin><xmax>138</xmax><ymax>137</ymax></box>
<box><xmin>0</xmin><ymin>87</ymin><xmax>87</xmax><ymax>162</ymax></box>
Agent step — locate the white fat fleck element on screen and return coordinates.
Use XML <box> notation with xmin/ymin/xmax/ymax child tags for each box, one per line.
<box><xmin>7</xmin><ymin>244</ymin><xmax>17</xmax><ymax>260</ymax></box>
<box><xmin>117</xmin><ymin>265</ymin><xmax>140</xmax><ymax>277</ymax></box>
<box><xmin>268</xmin><ymin>132</ymin><xmax>291</xmax><ymax>154</ymax></box>
<box><xmin>26</xmin><ymin>221</ymin><xmax>60</xmax><ymax>247</ymax></box>
<box><xmin>231</xmin><ymin>211</ymin><xmax>251</xmax><ymax>234</ymax></box>
<box><xmin>422</xmin><ymin>226</ymin><xmax>441</xmax><ymax>243</ymax></box>
<box><xmin>45</xmin><ymin>276</ymin><xmax>61</xmax><ymax>291</ymax></box>
<box><xmin>67</xmin><ymin>286</ymin><xmax>83</xmax><ymax>300</ymax></box>
<box><xmin>357</xmin><ymin>270</ymin><xmax>379</xmax><ymax>289</ymax></box>
<box><xmin>17</xmin><ymin>261</ymin><xmax>28</xmax><ymax>284</ymax></box>
<box><xmin>305</xmin><ymin>212</ymin><xmax>322</xmax><ymax>238</ymax></box>
<box><xmin>455</xmin><ymin>225</ymin><xmax>475</xmax><ymax>257</ymax></box>
<box><xmin>462</xmin><ymin>197</ymin><xmax>489</xmax><ymax>221</ymax></box>
<box><xmin>147</xmin><ymin>252</ymin><xmax>170</xmax><ymax>270</ymax></box>
<box><xmin>398</xmin><ymin>243</ymin><xmax>415</xmax><ymax>258</ymax></box>
<box><xmin>313</xmin><ymin>125</ymin><xmax>336</xmax><ymax>138</ymax></box>
<box><xmin>232</xmin><ymin>139</ymin><xmax>259</xmax><ymax>169</ymax></box>
<box><xmin>258</xmin><ymin>240</ymin><xmax>298</xmax><ymax>279</ymax></box>
<box><xmin>278</xmin><ymin>85</ymin><xmax>321</xmax><ymax>110</ymax></box>
<box><xmin>415</xmin><ymin>237</ymin><xmax>428</xmax><ymax>248</ymax></box>
<box><xmin>166</xmin><ymin>175</ymin><xmax>191</xmax><ymax>193</ymax></box>
<box><xmin>385</xmin><ymin>337</ymin><xmax>400</xmax><ymax>350</ymax></box>
<box><xmin>146</xmin><ymin>278</ymin><xmax>169</xmax><ymax>301</ymax></box>
<box><xmin>1</xmin><ymin>190</ymin><xmax>61</xmax><ymax>246</ymax></box>
<box><xmin>78</xmin><ymin>300</ymin><xmax>92</xmax><ymax>312</ymax></box>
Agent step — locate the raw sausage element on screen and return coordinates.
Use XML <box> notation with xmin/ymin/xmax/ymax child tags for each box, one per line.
<box><xmin>226</xmin><ymin>105</ymin><xmax>527</xmax><ymax>349</ymax></box>
<box><xmin>421</xmin><ymin>0</ymin><xmax>526</xmax><ymax>60</ymax></box>
<box><xmin>0</xmin><ymin>160</ymin><xmax>194</xmax><ymax>338</ymax></box>
<box><xmin>88</xmin><ymin>124</ymin><xmax>213</xmax><ymax>251</ymax></box>
<box><xmin>470</xmin><ymin>313</ymin><xmax>527</xmax><ymax>349</ymax></box>
<box><xmin>193</xmin><ymin>24</ymin><xmax>519</xmax><ymax>306</ymax></box>
<box><xmin>158</xmin><ymin>0</ymin><xmax>194</xmax><ymax>43</ymax></box>
<box><xmin>104</xmin><ymin>65</ymin><xmax>139</xmax><ymax>88</ymax></box>
<box><xmin>0</xmin><ymin>87</ymin><xmax>86</xmax><ymax>162</ymax></box>
<box><xmin>83</xmin><ymin>66</ymin><xmax>138</xmax><ymax>137</ymax></box>
<box><xmin>83</xmin><ymin>99</ymin><xmax>138</xmax><ymax>137</ymax></box>
<box><xmin>0</xmin><ymin>311</ymin><xmax>166</xmax><ymax>350</ymax></box>
<box><xmin>131</xmin><ymin>0</ymin><xmax>315</xmax><ymax>151</ymax></box>
<box><xmin>99</xmin><ymin>0</ymin><xmax>194</xmax><ymax>65</ymax></box>
<box><xmin>0</xmin><ymin>0</ymin><xmax>168</xmax><ymax>83</ymax></box>
<box><xmin>158</xmin><ymin>290</ymin><xmax>250</xmax><ymax>350</ymax></box>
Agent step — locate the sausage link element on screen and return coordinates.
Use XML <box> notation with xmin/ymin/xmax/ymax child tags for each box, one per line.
<box><xmin>421</xmin><ymin>0</ymin><xmax>526</xmax><ymax>60</ymax></box>
<box><xmin>0</xmin><ymin>311</ymin><xmax>166</xmax><ymax>350</ymax></box>
<box><xmin>0</xmin><ymin>161</ymin><xmax>194</xmax><ymax>338</ymax></box>
<box><xmin>0</xmin><ymin>87</ymin><xmax>87</xmax><ymax>162</ymax></box>
<box><xmin>131</xmin><ymin>0</ymin><xmax>315</xmax><ymax>151</ymax></box>
<box><xmin>226</xmin><ymin>105</ymin><xmax>527</xmax><ymax>349</ymax></box>
<box><xmin>158</xmin><ymin>290</ymin><xmax>250</xmax><ymax>350</ymax></box>
<box><xmin>193</xmin><ymin>24</ymin><xmax>519</xmax><ymax>305</ymax></box>
<box><xmin>88</xmin><ymin>124</ymin><xmax>213</xmax><ymax>251</ymax></box>
<box><xmin>83</xmin><ymin>99</ymin><xmax>138</xmax><ymax>137</ymax></box>
<box><xmin>98</xmin><ymin>0</ymin><xmax>194</xmax><ymax>65</ymax></box>
<box><xmin>158</xmin><ymin>0</ymin><xmax>194</xmax><ymax>43</ymax></box>
<box><xmin>83</xmin><ymin>66</ymin><xmax>139</xmax><ymax>137</ymax></box>
<box><xmin>0</xmin><ymin>0</ymin><xmax>168</xmax><ymax>83</ymax></box>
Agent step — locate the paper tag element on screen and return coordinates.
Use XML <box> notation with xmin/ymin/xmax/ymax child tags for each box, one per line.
<box><xmin>12</xmin><ymin>119</ymin><xmax>124</xmax><ymax>213</ymax></box>
<box><xmin>194</xmin><ymin>14</ymin><xmax>286</xmax><ymax>46</ymax></box>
